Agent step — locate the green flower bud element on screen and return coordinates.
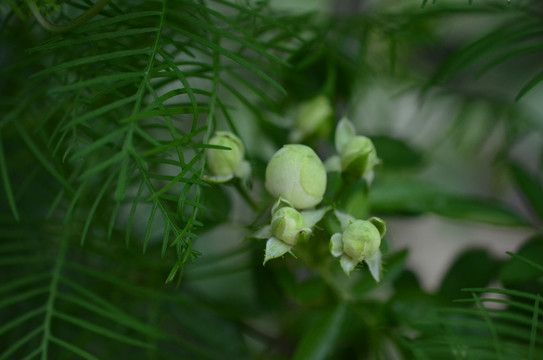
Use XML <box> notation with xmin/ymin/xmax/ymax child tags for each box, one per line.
<box><xmin>292</xmin><ymin>96</ymin><xmax>333</xmax><ymax>140</ymax></box>
<box><xmin>265</xmin><ymin>144</ymin><xmax>326</xmax><ymax>209</ymax></box>
<box><xmin>206</xmin><ymin>131</ymin><xmax>244</xmax><ymax>177</ymax></box>
<box><xmin>271</xmin><ymin>207</ymin><xmax>309</xmax><ymax>246</ymax></box>
<box><xmin>342</xmin><ymin>219</ymin><xmax>381</xmax><ymax>262</ymax></box>
<box><xmin>340</xmin><ymin>136</ymin><xmax>377</xmax><ymax>178</ymax></box>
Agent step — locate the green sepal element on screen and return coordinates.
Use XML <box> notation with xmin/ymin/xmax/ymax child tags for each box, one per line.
<box><xmin>339</xmin><ymin>255</ymin><xmax>358</xmax><ymax>276</ymax></box>
<box><xmin>263</xmin><ymin>237</ymin><xmax>292</xmax><ymax>265</ymax></box>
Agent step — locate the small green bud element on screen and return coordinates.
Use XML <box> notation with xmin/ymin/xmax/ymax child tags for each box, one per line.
<box><xmin>265</xmin><ymin>144</ymin><xmax>327</xmax><ymax>209</ymax></box>
<box><xmin>334</xmin><ymin>117</ymin><xmax>356</xmax><ymax>154</ymax></box>
<box><xmin>342</xmin><ymin>219</ymin><xmax>381</xmax><ymax>262</ymax></box>
<box><xmin>292</xmin><ymin>96</ymin><xmax>333</xmax><ymax>140</ymax></box>
<box><xmin>271</xmin><ymin>207</ymin><xmax>309</xmax><ymax>246</ymax></box>
<box><xmin>206</xmin><ymin>131</ymin><xmax>244</xmax><ymax>177</ymax></box>
<box><xmin>340</xmin><ymin>136</ymin><xmax>377</xmax><ymax>178</ymax></box>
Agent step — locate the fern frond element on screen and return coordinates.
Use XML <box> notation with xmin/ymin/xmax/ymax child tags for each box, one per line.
<box><xmin>408</xmin><ymin>274</ymin><xmax>543</xmax><ymax>359</ymax></box>
<box><xmin>0</xmin><ymin>0</ymin><xmax>301</xmax><ymax>282</ymax></box>
<box><xmin>0</xmin><ymin>216</ymin><xmax>253</xmax><ymax>359</ymax></box>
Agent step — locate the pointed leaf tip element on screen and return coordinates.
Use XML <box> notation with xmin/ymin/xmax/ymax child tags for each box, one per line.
<box><xmin>330</xmin><ymin>233</ymin><xmax>344</xmax><ymax>257</ymax></box>
<box><xmin>301</xmin><ymin>206</ymin><xmax>330</xmax><ymax>228</ymax></box>
<box><xmin>369</xmin><ymin>217</ymin><xmax>387</xmax><ymax>238</ymax></box>
<box><xmin>334</xmin><ymin>210</ymin><xmax>355</xmax><ymax>231</ymax></box>
<box><xmin>340</xmin><ymin>255</ymin><xmax>358</xmax><ymax>276</ymax></box>
<box><xmin>365</xmin><ymin>249</ymin><xmax>382</xmax><ymax>282</ymax></box>
<box><xmin>263</xmin><ymin>237</ymin><xmax>292</xmax><ymax>265</ymax></box>
<box><xmin>335</xmin><ymin>117</ymin><xmax>356</xmax><ymax>153</ymax></box>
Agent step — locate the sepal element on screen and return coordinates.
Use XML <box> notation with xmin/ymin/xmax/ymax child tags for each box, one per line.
<box><xmin>340</xmin><ymin>255</ymin><xmax>358</xmax><ymax>276</ymax></box>
<box><xmin>329</xmin><ymin>233</ymin><xmax>344</xmax><ymax>257</ymax></box>
<box><xmin>335</xmin><ymin>117</ymin><xmax>356</xmax><ymax>153</ymax></box>
<box><xmin>364</xmin><ymin>249</ymin><xmax>382</xmax><ymax>282</ymax></box>
<box><xmin>263</xmin><ymin>237</ymin><xmax>292</xmax><ymax>265</ymax></box>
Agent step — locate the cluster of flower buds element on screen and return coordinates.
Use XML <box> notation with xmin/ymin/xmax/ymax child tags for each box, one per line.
<box><xmin>205</xmin><ymin>100</ymin><xmax>385</xmax><ymax>280</ymax></box>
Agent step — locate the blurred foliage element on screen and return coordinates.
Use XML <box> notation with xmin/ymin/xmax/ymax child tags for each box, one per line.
<box><xmin>1</xmin><ymin>0</ymin><xmax>543</xmax><ymax>359</ymax></box>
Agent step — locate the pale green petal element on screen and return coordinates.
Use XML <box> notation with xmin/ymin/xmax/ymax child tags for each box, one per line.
<box><xmin>368</xmin><ymin>217</ymin><xmax>387</xmax><ymax>238</ymax></box>
<box><xmin>271</xmin><ymin>197</ymin><xmax>294</xmax><ymax>215</ymax></box>
<box><xmin>301</xmin><ymin>206</ymin><xmax>330</xmax><ymax>228</ymax></box>
<box><xmin>254</xmin><ymin>225</ymin><xmax>272</xmax><ymax>239</ymax></box>
<box><xmin>364</xmin><ymin>249</ymin><xmax>382</xmax><ymax>283</ymax></box>
<box><xmin>263</xmin><ymin>237</ymin><xmax>292</xmax><ymax>265</ymax></box>
<box><xmin>364</xmin><ymin>169</ymin><xmax>375</xmax><ymax>185</ymax></box>
<box><xmin>234</xmin><ymin>160</ymin><xmax>251</xmax><ymax>179</ymax></box>
<box><xmin>334</xmin><ymin>209</ymin><xmax>355</xmax><ymax>231</ymax></box>
<box><xmin>335</xmin><ymin>117</ymin><xmax>356</xmax><ymax>153</ymax></box>
<box><xmin>203</xmin><ymin>173</ymin><xmax>234</xmax><ymax>184</ymax></box>
<box><xmin>329</xmin><ymin>233</ymin><xmax>343</xmax><ymax>257</ymax></box>
<box><xmin>339</xmin><ymin>255</ymin><xmax>358</xmax><ymax>276</ymax></box>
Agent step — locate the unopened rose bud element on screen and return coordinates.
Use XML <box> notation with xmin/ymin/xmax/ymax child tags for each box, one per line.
<box><xmin>340</xmin><ymin>136</ymin><xmax>377</xmax><ymax>178</ymax></box>
<box><xmin>329</xmin><ymin>213</ymin><xmax>386</xmax><ymax>277</ymax></box>
<box><xmin>206</xmin><ymin>131</ymin><xmax>244</xmax><ymax>177</ymax></box>
<box><xmin>265</xmin><ymin>144</ymin><xmax>326</xmax><ymax>209</ymax></box>
<box><xmin>292</xmin><ymin>96</ymin><xmax>333</xmax><ymax>140</ymax></box>
<box><xmin>271</xmin><ymin>207</ymin><xmax>310</xmax><ymax>246</ymax></box>
<box><xmin>342</xmin><ymin>219</ymin><xmax>382</xmax><ymax>262</ymax></box>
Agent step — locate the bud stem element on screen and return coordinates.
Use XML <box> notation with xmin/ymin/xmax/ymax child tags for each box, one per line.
<box><xmin>234</xmin><ymin>180</ymin><xmax>258</xmax><ymax>211</ymax></box>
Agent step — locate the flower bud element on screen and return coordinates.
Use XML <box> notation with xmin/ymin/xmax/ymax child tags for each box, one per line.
<box><xmin>342</xmin><ymin>219</ymin><xmax>381</xmax><ymax>262</ymax></box>
<box><xmin>271</xmin><ymin>207</ymin><xmax>309</xmax><ymax>246</ymax></box>
<box><xmin>206</xmin><ymin>131</ymin><xmax>244</xmax><ymax>177</ymax></box>
<box><xmin>292</xmin><ymin>96</ymin><xmax>333</xmax><ymax>140</ymax></box>
<box><xmin>265</xmin><ymin>144</ymin><xmax>326</xmax><ymax>209</ymax></box>
<box><xmin>340</xmin><ymin>136</ymin><xmax>377</xmax><ymax>178</ymax></box>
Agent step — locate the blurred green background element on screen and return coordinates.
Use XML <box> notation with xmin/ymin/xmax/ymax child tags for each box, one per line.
<box><xmin>1</xmin><ymin>0</ymin><xmax>542</xmax><ymax>359</ymax></box>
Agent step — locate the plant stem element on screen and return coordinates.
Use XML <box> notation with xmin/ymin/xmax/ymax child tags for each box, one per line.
<box><xmin>234</xmin><ymin>180</ymin><xmax>259</xmax><ymax>211</ymax></box>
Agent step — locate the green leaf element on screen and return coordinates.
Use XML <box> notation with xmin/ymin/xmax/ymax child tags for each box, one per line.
<box><xmin>168</xmin><ymin>24</ymin><xmax>286</xmax><ymax>95</ymax></box>
<box><xmin>62</xmin><ymin>96</ymin><xmax>137</xmax><ymax>132</ymax></box>
<box><xmin>143</xmin><ymin>202</ymin><xmax>158</xmax><ymax>254</ymax></box>
<box><xmin>51</xmin><ymin>72</ymin><xmax>145</xmax><ymax>94</ymax></box>
<box><xmin>500</xmin><ymin>236</ymin><xmax>543</xmax><ymax>287</ymax></box>
<box><xmin>14</xmin><ymin>122</ymin><xmax>71</xmax><ymax>191</ymax></box>
<box><xmin>370</xmin><ymin>179</ymin><xmax>529</xmax><ymax>227</ymax></box>
<box><xmin>49</xmin><ymin>336</ymin><xmax>101</xmax><ymax>360</ymax></box>
<box><xmin>439</xmin><ymin>249</ymin><xmax>498</xmax><ymax>301</ymax></box>
<box><xmin>529</xmin><ymin>295</ymin><xmax>540</xmax><ymax>360</ymax></box>
<box><xmin>0</xmin><ymin>132</ymin><xmax>19</xmax><ymax>220</ymax></box>
<box><xmin>32</xmin><ymin>48</ymin><xmax>150</xmax><ymax>77</ymax></box>
<box><xmin>293</xmin><ymin>304</ymin><xmax>348</xmax><ymax>360</ymax></box>
<box><xmin>78</xmin><ymin>151</ymin><xmax>126</xmax><ymax>180</ymax></box>
<box><xmin>517</xmin><ymin>69</ymin><xmax>543</xmax><ymax>101</ymax></box>
<box><xmin>74</xmin><ymin>11</ymin><xmax>162</xmax><ymax>33</ymax></box>
<box><xmin>54</xmin><ymin>311</ymin><xmax>154</xmax><ymax>348</ymax></box>
<box><xmin>509</xmin><ymin>162</ymin><xmax>543</xmax><ymax>221</ymax></box>
<box><xmin>371</xmin><ymin>135</ymin><xmax>424</xmax><ymax>171</ymax></box>
<box><xmin>28</xmin><ymin>28</ymin><xmax>158</xmax><ymax>53</ymax></box>
<box><xmin>81</xmin><ymin>174</ymin><xmax>115</xmax><ymax>245</ymax></box>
